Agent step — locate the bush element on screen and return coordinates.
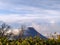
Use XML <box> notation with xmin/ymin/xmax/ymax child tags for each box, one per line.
<box><xmin>0</xmin><ymin>36</ymin><xmax>60</xmax><ymax>45</ymax></box>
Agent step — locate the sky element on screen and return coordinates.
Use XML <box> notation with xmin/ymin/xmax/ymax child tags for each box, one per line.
<box><xmin>0</xmin><ymin>0</ymin><xmax>60</xmax><ymax>35</ymax></box>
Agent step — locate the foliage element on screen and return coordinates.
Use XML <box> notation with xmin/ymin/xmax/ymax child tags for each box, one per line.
<box><xmin>0</xmin><ymin>36</ymin><xmax>59</xmax><ymax>45</ymax></box>
<box><xmin>0</xmin><ymin>23</ymin><xmax>60</xmax><ymax>45</ymax></box>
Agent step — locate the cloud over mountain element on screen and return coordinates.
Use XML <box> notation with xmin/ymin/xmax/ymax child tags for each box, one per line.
<box><xmin>0</xmin><ymin>0</ymin><xmax>60</xmax><ymax>34</ymax></box>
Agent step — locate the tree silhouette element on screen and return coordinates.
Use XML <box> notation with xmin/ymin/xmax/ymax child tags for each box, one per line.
<box><xmin>0</xmin><ymin>23</ymin><xmax>11</xmax><ymax>37</ymax></box>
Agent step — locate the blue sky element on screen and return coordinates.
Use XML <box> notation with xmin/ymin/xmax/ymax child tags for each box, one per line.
<box><xmin>0</xmin><ymin>0</ymin><xmax>60</xmax><ymax>35</ymax></box>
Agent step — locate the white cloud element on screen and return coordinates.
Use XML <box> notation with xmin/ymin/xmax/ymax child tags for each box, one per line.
<box><xmin>0</xmin><ymin>0</ymin><xmax>60</xmax><ymax>34</ymax></box>
<box><xmin>0</xmin><ymin>0</ymin><xmax>60</xmax><ymax>15</ymax></box>
<box><xmin>0</xmin><ymin>13</ymin><xmax>60</xmax><ymax>24</ymax></box>
<box><xmin>0</xmin><ymin>14</ymin><xmax>40</xmax><ymax>23</ymax></box>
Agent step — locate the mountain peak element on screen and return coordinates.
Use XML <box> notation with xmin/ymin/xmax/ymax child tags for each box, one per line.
<box><xmin>22</xmin><ymin>27</ymin><xmax>47</xmax><ymax>39</ymax></box>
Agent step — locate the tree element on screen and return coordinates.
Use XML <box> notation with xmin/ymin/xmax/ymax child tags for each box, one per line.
<box><xmin>0</xmin><ymin>23</ymin><xmax>11</xmax><ymax>37</ymax></box>
<box><xmin>19</xmin><ymin>24</ymin><xmax>26</xmax><ymax>37</ymax></box>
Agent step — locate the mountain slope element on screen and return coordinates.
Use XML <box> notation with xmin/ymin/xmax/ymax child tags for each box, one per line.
<box><xmin>23</xmin><ymin>27</ymin><xmax>47</xmax><ymax>39</ymax></box>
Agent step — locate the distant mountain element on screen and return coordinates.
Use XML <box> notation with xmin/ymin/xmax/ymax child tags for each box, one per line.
<box><xmin>22</xmin><ymin>27</ymin><xmax>47</xmax><ymax>39</ymax></box>
<box><xmin>0</xmin><ymin>21</ymin><xmax>47</xmax><ymax>40</ymax></box>
<box><xmin>8</xmin><ymin>27</ymin><xmax>47</xmax><ymax>40</ymax></box>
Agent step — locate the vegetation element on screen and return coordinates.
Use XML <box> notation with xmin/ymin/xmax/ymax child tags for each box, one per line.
<box><xmin>0</xmin><ymin>36</ymin><xmax>59</xmax><ymax>45</ymax></box>
<box><xmin>0</xmin><ymin>23</ymin><xmax>60</xmax><ymax>45</ymax></box>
